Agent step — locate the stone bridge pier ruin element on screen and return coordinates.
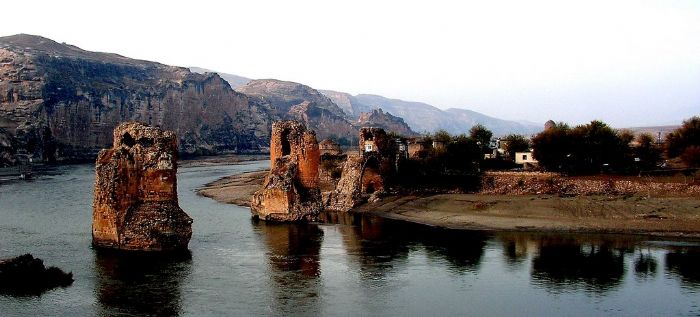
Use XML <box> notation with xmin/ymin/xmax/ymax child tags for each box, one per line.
<box><xmin>325</xmin><ymin>127</ymin><xmax>397</xmax><ymax>212</ymax></box>
<box><xmin>251</xmin><ymin>121</ymin><xmax>322</xmax><ymax>221</ymax></box>
<box><xmin>92</xmin><ymin>122</ymin><xmax>192</xmax><ymax>252</ymax></box>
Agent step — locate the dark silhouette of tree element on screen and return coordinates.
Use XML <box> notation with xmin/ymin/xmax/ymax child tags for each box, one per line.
<box><xmin>502</xmin><ymin>134</ymin><xmax>530</xmax><ymax>160</ymax></box>
<box><xmin>531</xmin><ymin>122</ymin><xmax>572</xmax><ymax>171</ymax></box>
<box><xmin>532</xmin><ymin>120</ymin><xmax>633</xmax><ymax>174</ymax></box>
<box><xmin>469</xmin><ymin>124</ymin><xmax>493</xmax><ymax>153</ymax></box>
<box><xmin>666</xmin><ymin>116</ymin><xmax>700</xmax><ymax>167</ymax></box>
<box><xmin>634</xmin><ymin>133</ymin><xmax>662</xmax><ymax>170</ymax></box>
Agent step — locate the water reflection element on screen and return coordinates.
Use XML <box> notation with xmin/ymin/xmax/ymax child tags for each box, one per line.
<box><xmin>634</xmin><ymin>252</ymin><xmax>658</xmax><ymax>280</ymax></box>
<box><xmin>93</xmin><ymin>250</ymin><xmax>191</xmax><ymax>317</ymax></box>
<box><xmin>531</xmin><ymin>238</ymin><xmax>625</xmax><ymax>293</ymax></box>
<box><xmin>322</xmin><ymin>212</ymin><xmax>486</xmax><ymax>274</ymax></box>
<box><xmin>666</xmin><ymin>249</ymin><xmax>700</xmax><ymax>288</ymax></box>
<box><xmin>253</xmin><ymin>220</ymin><xmax>323</xmax><ymax>314</ymax></box>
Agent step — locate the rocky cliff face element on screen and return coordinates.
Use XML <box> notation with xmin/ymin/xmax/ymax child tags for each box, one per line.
<box><xmin>357</xmin><ymin>109</ymin><xmax>416</xmax><ymax>136</ymax></box>
<box><xmin>236</xmin><ymin>79</ymin><xmax>347</xmax><ymax>119</ymax></box>
<box><xmin>237</xmin><ymin>80</ymin><xmax>417</xmax><ymax>139</ymax></box>
<box><xmin>92</xmin><ymin>122</ymin><xmax>192</xmax><ymax>251</ymax></box>
<box><xmin>286</xmin><ymin>101</ymin><xmax>357</xmax><ymax>140</ymax></box>
<box><xmin>0</xmin><ymin>34</ymin><xmax>274</xmax><ymax>163</ymax></box>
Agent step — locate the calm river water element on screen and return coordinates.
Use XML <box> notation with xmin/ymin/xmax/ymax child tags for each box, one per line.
<box><xmin>1</xmin><ymin>161</ymin><xmax>699</xmax><ymax>316</ymax></box>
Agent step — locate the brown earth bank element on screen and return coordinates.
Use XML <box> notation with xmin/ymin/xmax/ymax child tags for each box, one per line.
<box><xmin>199</xmin><ymin>169</ymin><xmax>700</xmax><ymax>237</ymax></box>
<box><xmin>356</xmin><ymin>194</ymin><xmax>700</xmax><ymax>238</ymax></box>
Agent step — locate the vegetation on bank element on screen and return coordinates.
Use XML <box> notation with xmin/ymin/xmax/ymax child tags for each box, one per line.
<box><xmin>386</xmin><ymin>116</ymin><xmax>700</xmax><ymax>193</ymax></box>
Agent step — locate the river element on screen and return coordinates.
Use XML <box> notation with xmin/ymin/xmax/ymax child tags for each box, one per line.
<box><xmin>0</xmin><ymin>161</ymin><xmax>699</xmax><ymax>316</ymax></box>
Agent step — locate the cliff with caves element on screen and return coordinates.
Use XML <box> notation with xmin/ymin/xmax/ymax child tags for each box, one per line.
<box><xmin>92</xmin><ymin>122</ymin><xmax>192</xmax><ymax>251</ymax></box>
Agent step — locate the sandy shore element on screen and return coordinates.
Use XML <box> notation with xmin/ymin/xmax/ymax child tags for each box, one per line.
<box><xmin>179</xmin><ymin>154</ymin><xmax>269</xmax><ymax>168</ymax></box>
<box><xmin>198</xmin><ymin>170</ymin><xmax>700</xmax><ymax>237</ymax></box>
<box><xmin>356</xmin><ymin>194</ymin><xmax>700</xmax><ymax>237</ymax></box>
<box><xmin>197</xmin><ymin>170</ymin><xmax>268</xmax><ymax>207</ymax></box>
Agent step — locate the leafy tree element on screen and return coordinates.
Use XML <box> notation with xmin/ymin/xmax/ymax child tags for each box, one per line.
<box><xmin>680</xmin><ymin>145</ymin><xmax>700</xmax><ymax>167</ymax></box>
<box><xmin>432</xmin><ymin>129</ymin><xmax>452</xmax><ymax>143</ymax></box>
<box><xmin>634</xmin><ymin>133</ymin><xmax>661</xmax><ymax>170</ymax></box>
<box><xmin>531</xmin><ymin>122</ymin><xmax>571</xmax><ymax>171</ymax></box>
<box><xmin>532</xmin><ymin>120</ymin><xmax>633</xmax><ymax>174</ymax></box>
<box><xmin>469</xmin><ymin>124</ymin><xmax>493</xmax><ymax>152</ymax></box>
<box><xmin>501</xmin><ymin>134</ymin><xmax>530</xmax><ymax>160</ymax></box>
<box><xmin>666</xmin><ymin>116</ymin><xmax>700</xmax><ymax>162</ymax></box>
<box><xmin>569</xmin><ymin>120</ymin><xmax>629</xmax><ymax>172</ymax></box>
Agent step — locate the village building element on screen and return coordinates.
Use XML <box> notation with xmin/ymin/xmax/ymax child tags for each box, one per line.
<box><xmin>515</xmin><ymin>150</ymin><xmax>538</xmax><ymax>168</ymax></box>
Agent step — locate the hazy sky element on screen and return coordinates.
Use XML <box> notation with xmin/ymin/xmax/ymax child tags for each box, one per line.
<box><xmin>2</xmin><ymin>0</ymin><xmax>699</xmax><ymax>127</ymax></box>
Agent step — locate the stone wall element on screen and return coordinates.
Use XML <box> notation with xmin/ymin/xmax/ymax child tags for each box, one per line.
<box><xmin>92</xmin><ymin>122</ymin><xmax>192</xmax><ymax>251</ymax></box>
<box><xmin>251</xmin><ymin>121</ymin><xmax>322</xmax><ymax>221</ymax></box>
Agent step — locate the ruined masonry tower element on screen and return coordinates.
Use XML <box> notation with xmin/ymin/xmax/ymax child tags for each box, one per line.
<box><xmin>251</xmin><ymin>121</ymin><xmax>322</xmax><ymax>221</ymax></box>
<box><xmin>92</xmin><ymin>122</ymin><xmax>192</xmax><ymax>251</ymax></box>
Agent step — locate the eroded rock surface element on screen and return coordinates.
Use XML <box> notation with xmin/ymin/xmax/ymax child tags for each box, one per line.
<box><xmin>325</xmin><ymin>127</ymin><xmax>398</xmax><ymax>211</ymax></box>
<box><xmin>251</xmin><ymin>121</ymin><xmax>322</xmax><ymax>221</ymax></box>
<box><xmin>92</xmin><ymin>122</ymin><xmax>192</xmax><ymax>251</ymax></box>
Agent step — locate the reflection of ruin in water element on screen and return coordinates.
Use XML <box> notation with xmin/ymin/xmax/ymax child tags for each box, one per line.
<box><xmin>253</xmin><ymin>220</ymin><xmax>323</xmax><ymax>313</ymax></box>
<box><xmin>634</xmin><ymin>252</ymin><xmax>658</xmax><ymax>280</ymax></box>
<box><xmin>93</xmin><ymin>250</ymin><xmax>192</xmax><ymax>316</ymax></box>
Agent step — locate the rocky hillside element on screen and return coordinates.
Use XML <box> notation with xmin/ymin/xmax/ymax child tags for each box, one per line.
<box><xmin>236</xmin><ymin>79</ymin><xmax>417</xmax><ymax>140</ymax></box>
<box><xmin>357</xmin><ymin>109</ymin><xmax>415</xmax><ymax>136</ymax></box>
<box><xmin>0</xmin><ymin>34</ymin><xmax>274</xmax><ymax>163</ymax></box>
<box><xmin>236</xmin><ymin>79</ymin><xmax>348</xmax><ymax>119</ymax></box>
<box><xmin>322</xmin><ymin>90</ymin><xmax>541</xmax><ymax>136</ymax></box>
<box><xmin>190</xmin><ymin>67</ymin><xmax>251</xmax><ymax>89</ymax></box>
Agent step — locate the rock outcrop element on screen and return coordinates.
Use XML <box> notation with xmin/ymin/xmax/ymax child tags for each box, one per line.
<box><xmin>357</xmin><ymin>109</ymin><xmax>415</xmax><ymax>137</ymax></box>
<box><xmin>325</xmin><ymin>127</ymin><xmax>399</xmax><ymax>211</ymax></box>
<box><xmin>0</xmin><ymin>34</ymin><xmax>273</xmax><ymax>163</ymax></box>
<box><xmin>251</xmin><ymin>121</ymin><xmax>322</xmax><ymax>221</ymax></box>
<box><xmin>325</xmin><ymin>155</ymin><xmax>364</xmax><ymax>212</ymax></box>
<box><xmin>92</xmin><ymin>122</ymin><xmax>192</xmax><ymax>251</ymax></box>
<box><xmin>0</xmin><ymin>254</ymin><xmax>74</xmax><ymax>296</ymax></box>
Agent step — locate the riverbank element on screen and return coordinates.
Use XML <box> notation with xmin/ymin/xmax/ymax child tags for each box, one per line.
<box><xmin>197</xmin><ymin>170</ymin><xmax>268</xmax><ymax>207</ymax></box>
<box><xmin>356</xmin><ymin>194</ymin><xmax>700</xmax><ymax>238</ymax></box>
<box><xmin>198</xmin><ymin>169</ymin><xmax>700</xmax><ymax>237</ymax></box>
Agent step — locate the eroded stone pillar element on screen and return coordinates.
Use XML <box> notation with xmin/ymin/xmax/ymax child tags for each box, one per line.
<box><xmin>92</xmin><ymin>122</ymin><xmax>192</xmax><ymax>251</ymax></box>
<box><xmin>251</xmin><ymin>121</ymin><xmax>321</xmax><ymax>221</ymax></box>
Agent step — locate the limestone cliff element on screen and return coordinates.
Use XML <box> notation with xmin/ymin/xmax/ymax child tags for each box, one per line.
<box><xmin>286</xmin><ymin>101</ymin><xmax>357</xmax><ymax>140</ymax></box>
<box><xmin>357</xmin><ymin>109</ymin><xmax>416</xmax><ymax>136</ymax></box>
<box><xmin>251</xmin><ymin>121</ymin><xmax>322</xmax><ymax>221</ymax></box>
<box><xmin>236</xmin><ymin>79</ymin><xmax>347</xmax><ymax>119</ymax></box>
<box><xmin>0</xmin><ymin>34</ymin><xmax>274</xmax><ymax>163</ymax></box>
<box><xmin>92</xmin><ymin>122</ymin><xmax>192</xmax><ymax>251</ymax></box>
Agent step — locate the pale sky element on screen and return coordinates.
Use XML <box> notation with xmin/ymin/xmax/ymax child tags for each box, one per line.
<box><xmin>2</xmin><ymin>0</ymin><xmax>699</xmax><ymax>127</ymax></box>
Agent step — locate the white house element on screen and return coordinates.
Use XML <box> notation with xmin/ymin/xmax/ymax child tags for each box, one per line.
<box><xmin>515</xmin><ymin>151</ymin><xmax>538</xmax><ymax>166</ymax></box>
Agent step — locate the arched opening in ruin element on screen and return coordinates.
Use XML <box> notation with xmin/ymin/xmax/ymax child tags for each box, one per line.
<box><xmin>122</xmin><ymin>132</ymin><xmax>136</xmax><ymax>147</ymax></box>
<box><xmin>361</xmin><ymin>156</ymin><xmax>383</xmax><ymax>194</ymax></box>
<box><xmin>281</xmin><ymin>129</ymin><xmax>291</xmax><ymax>156</ymax></box>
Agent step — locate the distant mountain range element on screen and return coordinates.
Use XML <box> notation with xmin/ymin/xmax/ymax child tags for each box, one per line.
<box><xmin>187</xmin><ymin>68</ymin><xmax>542</xmax><ymax>136</ymax></box>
